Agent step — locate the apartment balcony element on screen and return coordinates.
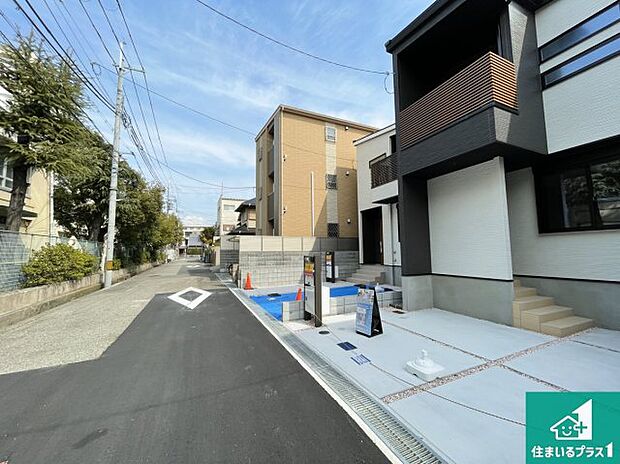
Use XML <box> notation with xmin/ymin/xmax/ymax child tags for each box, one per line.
<box><xmin>399</xmin><ymin>52</ymin><xmax>518</xmax><ymax>151</ymax></box>
<box><xmin>267</xmin><ymin>147</ymin><xmax>275</xmax><ymax>179</ymax></box>
<box><xmin>267</xmin><ymin>192</ymin><xmax>274</xmax><ymax>221</ymax></box>
<box><xmin>370</xmin><ymin>154</ymin><xmax>398</xmax><ymax>204</ymax></box>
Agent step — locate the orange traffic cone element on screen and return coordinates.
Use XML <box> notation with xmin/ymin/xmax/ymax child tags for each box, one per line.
<box><xmin>244</xmin><ymin>272</ymin><xmax>253</xmax><ymax>290</ymax></box>
<box><xmin>295</xmin><ymin>288</ymin><xmax>302</xmax><ymax>301</ymax></box>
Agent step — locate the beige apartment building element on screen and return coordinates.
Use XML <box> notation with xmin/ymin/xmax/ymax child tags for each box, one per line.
<box><xmin>255</xmin><ymin>105</ymin><xmax>375</xmax><ymax>237</ymax></box>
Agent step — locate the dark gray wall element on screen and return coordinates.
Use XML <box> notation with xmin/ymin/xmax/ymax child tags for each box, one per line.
<box><xmin>494</xmin><ymin>2</ymin><xmax>547</xmax><ymax>154</ymax></box>
<box><xmin>432</xmin><ymin>275</ymin><xmax>514</xmax><ymax>325</ymax></box>
<box><xmin>398</xmin><ymin>175</ymin><xmax>431</xmax><ymax>276</ymax></box>
<box><xmin>518</xmin><ymin>276</ymin><xmax>620</xmax><ymax>331</ymax></box>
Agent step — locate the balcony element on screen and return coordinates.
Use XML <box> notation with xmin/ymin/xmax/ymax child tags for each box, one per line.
<box><xmin>267</xmin><ymin>147</ymin><xmax>275</xmax><ymax>178</ymax></box>
<box><xmin>267</xmin><ymin>192</ymin><xmax>274</xmax><ymax>221</ymax></box>
<box><xmin>370</xmin><ymin>155</ymin><xmax>398</xmax><ymax>204</ymax></box>
<box><xmin>371</xmin><ymin>154</ymin><xmax>398</xmax><ymax>188</ymax></box>
<box><xmin>399</xmin><ymin>52</ymin><xmax>518</xmax><ymax>150</ymax></box>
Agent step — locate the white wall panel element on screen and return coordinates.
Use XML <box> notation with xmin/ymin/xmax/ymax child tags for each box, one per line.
<box><xmin>535</xmin><ymin>0</ymin><xmax>616</xmax><ymax>46</ymax></box>
<box><xmin>428</xmin><ymin>158</ymin><xmax>513</xmax><ymax>280</ymax></box>
<box><xmin>507</xmin><ymin>168</ymin><xmax>620</xmax><ymax>281</ymax></box>
<box><xmin>542</xmin><ymin>57</ymin><xmax>620</xmax><ymax>153</ymax></box>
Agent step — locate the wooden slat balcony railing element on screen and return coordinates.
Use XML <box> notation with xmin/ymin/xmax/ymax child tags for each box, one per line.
<box><xmin>399</xmin><ymin>52</ymin><xmax>518</xmax><ymax>150</ymax></box>
<box><xmin>370</xmin><ymin>154</ymin><xmax>398</xmax><ymax>189</ymax></box>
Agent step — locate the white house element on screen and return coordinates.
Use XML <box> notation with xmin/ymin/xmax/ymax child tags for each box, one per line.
<box><xmin>354</xmin><ymin>124</ymin><xmax>401</xmax><ymax>286</ymax></box>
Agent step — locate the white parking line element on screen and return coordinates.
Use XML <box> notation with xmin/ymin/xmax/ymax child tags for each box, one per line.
<box><xmin>167</xmin><ymin>287</ymin><xmax>212</xmax><ymax>309</ymax></box>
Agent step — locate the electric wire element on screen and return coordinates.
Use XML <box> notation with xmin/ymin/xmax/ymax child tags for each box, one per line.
<box><xmin>193</xmin><ymin>0</ymin><xmax>392</xmax><ymax>76</ymax></box>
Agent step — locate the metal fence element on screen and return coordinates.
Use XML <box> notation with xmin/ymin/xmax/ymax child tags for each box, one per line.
<box><xmin>0</xmin><ymin>230</ymin><xmax>102</xmax><ymax>292</ymax></box>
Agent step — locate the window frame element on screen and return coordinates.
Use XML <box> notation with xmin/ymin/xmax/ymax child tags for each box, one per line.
<box><xmin>325</xmin><ymin>173</ymin><xmax>337</xmax><ymax>190</ymax></box>
<box><xmin>541</xmin><ymin>32</ymin><xmax>620</xmax><ymax>89</ymax></box>
<box><xmin>325</xmin><ymin>126</ymin><xmax>337</xmax><ymax>143</ymax></box>
<box><xmin>539</xmin><ymin>2</ymin><xmax>620</xmax><ymax>63</ymax></box>
<box><xmin>0</xmin><ymin>156</ymin><xmax>13</xmax><ymax>190</ymax></box>
<box><xmin>534</xmin><ymin>152</ymin><xmax>620</xmax><ymax>233</ymax></box>
<box><xmin>327</xmin><ymin>222</ymin><xmax>339</xmax><ymax>237</ymax></box>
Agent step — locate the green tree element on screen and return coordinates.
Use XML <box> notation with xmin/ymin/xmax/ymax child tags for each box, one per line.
<box><xmin>199</xmin><ymin>226</ymin><xmax>215</xmax><ymax>245</ymax></box>
<box><xmin>0</xmin><ymin>35</ymin><xmax>92</xmax><ymax>231</ymax></box>
<box><xmin>54</xmin><ymin>135</ymin><xmax>140</xmax><ymax>242</ymax></box>
<box><xmin>152</xmin><ymin>213</ymin><xmax>184</xmax><ymax>249</ymax></box>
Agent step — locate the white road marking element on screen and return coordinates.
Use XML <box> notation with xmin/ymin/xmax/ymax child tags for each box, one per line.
<box><xmin>167</xmin><ymin>287</ymin><xmax>212</xmax><ymax>309</ymax></box>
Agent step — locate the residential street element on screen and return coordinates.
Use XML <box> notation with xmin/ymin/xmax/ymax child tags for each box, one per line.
<box><xmin>0</xmin><ymin>260</ymin><xmax>387</xmax><ymax>464</ymax></box>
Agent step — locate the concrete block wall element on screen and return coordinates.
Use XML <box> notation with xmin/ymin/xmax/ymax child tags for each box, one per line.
<box><xmin>285</xmin><ymin>289</ymin><xmax>403</xmax><ymax>321</ymax></box>
<box><xmin>237</xmin><ymin>251</ymin><xmax>359</xmax><ymax>289</ymax></box>
<box><xmin>220</xmin><ymin>250</ymin><xmax>240</xmax><ymax>270</ymax></box>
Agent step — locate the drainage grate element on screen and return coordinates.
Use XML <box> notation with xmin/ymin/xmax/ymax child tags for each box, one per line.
<box><xmin>228</xmin><ymin>283</ymin><xmax>445</xmax><ymax>464</ymax></box>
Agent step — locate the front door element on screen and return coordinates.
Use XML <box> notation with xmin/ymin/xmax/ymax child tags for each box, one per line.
<box><xmin>361</xmin><ymin>207</ymin><xmax>383</xmax><ymax>264</ymax></box>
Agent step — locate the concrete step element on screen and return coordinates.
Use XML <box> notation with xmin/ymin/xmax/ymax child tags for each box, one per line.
<box><xmin>347</xmin><ymin>276</ymin><xmax>386</xmax><ymax>285</ymax></box>
<box><xmin>514</xmin><ymin>278</ymin><xmax>521</xmax><ymax>288</ymax></box>
<box><xmin>515</xmin><ymin>286</ymin><xmax>537</xmax><ymax>298</ymax></box>
<box><xmin>352</xmin><ymin>270</ymin><xmax>384</xmax><ymax>278</ymax></box>
<box><xmin>513</xmin><ymin>295</ymin><xmax>554</xmax><ymax>312</ymax></box>
<box><xmin>540</xmin><ymin>316</ymin><xmax>595</xmax><ymax>337</ymax></box>
<box><xmin>520</xmin><ymin>305</ymin><xmax>574</xmax><ymax>332</ymax></box>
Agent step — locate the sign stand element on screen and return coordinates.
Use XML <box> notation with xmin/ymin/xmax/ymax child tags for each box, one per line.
<box><xmin>355</xmin><ymin>288</ymin><xmax>383</xmax><ymax>337</ymax></box>
<box><xmin>325</xmin><ymin>251</ymin><xmax>335</xmax><ymax>283</ymax></box>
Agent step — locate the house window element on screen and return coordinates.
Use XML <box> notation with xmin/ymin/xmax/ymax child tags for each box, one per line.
<box><xmin>325</xmin><ymin>126</ymin><xmax>336</xmax><ymax>143</ymax></box>
<box><xmin>327</xmin><ymin>223</ymin><xmax>339</xmax><ymax>237</ymax></box>
<box><xmin>542</xmin><ymin>34</ymin><xmax>620</xmax><ymax>88</ymax></box>
<box><xmin>224</xmin><ymin>204</ymin><xmax>236</xmax><ymax>211</ymax></box>
<box><xmin>539</xmin><ymin>3</ymin><xmax>620</xmax><ymax>63</ymax></box>
<box><xmin>536</xmin><ymin>154</ymin><xmax>620</xmax><ymax>232</ymax></box>
<box><xmin>325</xmin><ymin>174</ymin><xmax>337</xmax><ymax>190</ymax></box>
<box><xmin>0</xmin><ymin>156</ymin><xmax>13</xmax><ymax>190</ymax></box>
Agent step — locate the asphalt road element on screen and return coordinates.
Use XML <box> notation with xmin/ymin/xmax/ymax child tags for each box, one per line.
<box><xmin>0</xmin><ymin>264</ymin><xmax>387</xmax><ymax>463</ymax></box>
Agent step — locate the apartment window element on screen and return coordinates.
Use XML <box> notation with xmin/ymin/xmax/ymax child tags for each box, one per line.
<box><xmin>539</xmin><ymin>3</ymin><xmax>620</xmax><ymax>62</ymax></box>
<box><xmin>224</xmin><ymin>204</ymin><xmax>236</xmax><ymax>211</ymax></box>
<box><xmin>325</xmin><ymin>126</ymin><xmax>336</xmax><ymax>143</ymax></box>
<box><xmin>325</xmin><ymin>174</ymin><xmax>337</xmax><ymax>190</ymax></box>
<box><xmin>536</xmin><ymin>155</ymin><xmax>620</xmax><ymax>232</ymax></box>
<box><xmin>542</xmin><ymin>33</ymin><xmax>620</xmax><ymax>88</ymax></box>
<box><xmin>0</xmin><ymin>156</ymin><xmax>13</xmax><ymax>190</ymax></box>
<box><xmin>327</xmin><ymin>223</ymin><xmax>339</xmax><ymax>237</ymax></box>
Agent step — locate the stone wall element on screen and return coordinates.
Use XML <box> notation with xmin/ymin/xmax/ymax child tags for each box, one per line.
<box><xmin>0</xmin><ymin>262</ymin><xmax>157</xmax><ymax>329</ymax></box>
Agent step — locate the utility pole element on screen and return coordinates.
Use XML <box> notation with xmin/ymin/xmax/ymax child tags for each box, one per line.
<box><xmin>104</xmin><ymin>42</ymin><xmax>125</xmax><ymax>288</ymax></box>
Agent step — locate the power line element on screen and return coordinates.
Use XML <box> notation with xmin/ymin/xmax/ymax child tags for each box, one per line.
<box><xmin>12</xmin><ymin>0</ymin><xmax>115</xmax><ymax>111</ymax></box>
<box><xmin>76</xmin><ymin>0</ymin><xmax>115</xmax><ymax>63</ymax></box>
<box><xmin>0</xmin><ymin>15</ymin><xmax>110</xmax><ymax>142</ymax></box>
<box><xmin>193</xmin><ymin>0</ymin><xmax>392</xmax><ymax>76</ymax></box>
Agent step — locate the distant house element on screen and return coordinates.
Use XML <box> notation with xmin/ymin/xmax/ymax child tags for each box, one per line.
<box><xmin>354</xmin><ymin>124</ymin><xmax>401</xmax><ymax>285</ymax></box>
<box><xmin>230</xmin><ymin>197</ymin><xmax>256</xmax><ymax>235</ymax></box>
<box><xmin>215</xmin><ymin>197</ymin><xmax>244</xmax><ymax>238</ymax></box>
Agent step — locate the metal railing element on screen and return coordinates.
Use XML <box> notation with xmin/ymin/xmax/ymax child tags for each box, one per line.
<box><xmin>371</xmin><ymin>154</ymin><xmax>399</xmax><ymax>188</ymax></box>
<box><xmin>0</xmin><ymin>230</ymin><xmax>101</xmax><ymax>292</ymax></box>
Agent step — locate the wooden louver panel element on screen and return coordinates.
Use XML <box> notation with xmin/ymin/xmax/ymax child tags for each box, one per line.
<box><xmin>399</xmin><ymin>52</ymin><xmax>519</xmax><ymax>149</ymax></box>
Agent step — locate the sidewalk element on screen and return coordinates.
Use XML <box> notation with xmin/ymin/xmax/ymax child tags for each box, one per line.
<box><xmin>289</xmin><ymin>308</ymin><xmax>620</xmax><ymax>464</ymax></box>
<box><xmin>0</xmin><ymin>259</ymin><xmax>213</xmax><ymax>375</ymax></box>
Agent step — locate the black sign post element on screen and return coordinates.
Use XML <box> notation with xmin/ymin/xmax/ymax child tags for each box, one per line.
<box><xmin>303</xmin><ymin>255</ymin><xmax>322</xmax><ymax>327</ymax></box>
<box><xmin>325</xmin><ymin>251</ymin><xmax>336</xmax><ymax>283</ymax></box>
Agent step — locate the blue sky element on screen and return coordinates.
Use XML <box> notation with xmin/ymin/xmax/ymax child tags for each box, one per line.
<box><xmin>6</xmin><ymin>0</ymin><xmax>433</xmax><ymax>226</ymax></box>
